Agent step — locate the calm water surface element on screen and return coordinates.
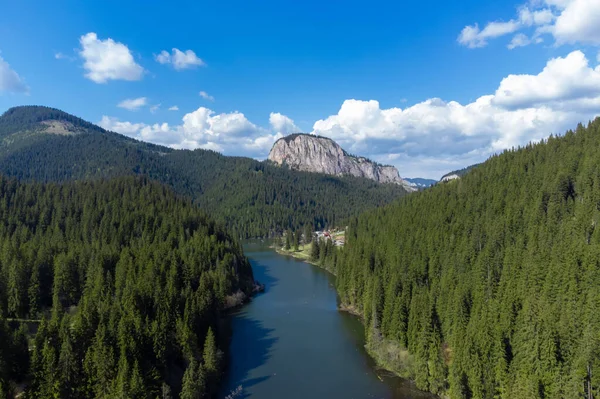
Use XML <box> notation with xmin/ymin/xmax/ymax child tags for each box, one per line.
<box><xmin>220</xmin><ymin>241</ymin><xmax>436</xmax><ymax>399</ymax></box>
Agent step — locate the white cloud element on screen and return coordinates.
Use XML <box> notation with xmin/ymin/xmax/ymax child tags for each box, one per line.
<box><xmin>311</xmin><ymin>51</ymin><xmax>600</xmax><ymax>178</ymax></box>
<box><xmin>493</xmin><ymin>50</ymin><xmax>600</xmax><ymax>109</ymax></box>
<box><xmin>98</xmin><ymin>51</ymin><xmax>600</xmax><ymax>178</ymax></box>
<box><xmin>155</xmin><ymin>48</ymin><xmax>205</xmax><ymax>70</ymax></box>
<box><xmin>458</xmin><ymin>21</ymin><xmax>521</xmax><ymax>48</ymax></box>
<box><xmin>150</xmin><ymin>104</ymin><xmax>161</xmax><ymax>113</ymax></box>
<box><xmin>55</xmin><ymin>52</ymin><xmax>76</xmax><ymax>62</ymax></box>
<box><xmin>168</xmin><ymin>105</ymin><xmax>179</xmax><ymax>111</ymax></box>
<box><xmin>155</xmin><ymin>51</ymin><xmax>170</xmax><ymax>65</ymax></box>
<box><xmin>269</xmin><ymin>112</ymin><xmax>301</xmax><ymax>134</ymax></box>
<box><xmin>459</xmin><ymin>0</ymin><xmax>600</xmax><ymax>49</ymax></box>
<box><xmin>79</xmin><ymin>32</ymin><xmax>144</xmax><ymax>83</ymax></box>
<box><xmin>508</xmin><ymin>33</ymin><xmax>532</xmax><ymax>49</ymax></box>
<box><xmin>117</xmin><ymin>97</ymin><xmax>147</xmax><ymax>111</ymax></box>
<box><xmin>99</xmin><ymin>116</ymin><xmax>146</xmax><ymax>135</ymax></box>
<box><xmin>99</xmin><ymin>107</ymin><xmax>281</xmax><ymax>158</ymax></box>
<box><xmin>0</xmin><ymin>54</ymin><xmax>28</xmax><ymax>94</ymax></box>
<box><xmin>199</xmin><ymin>91</ymin><xmax>215</xmax><ymax>101</ymax></box>
<box><xmin>552</xmin><ymin>0</ymin><xmax>600</xmax><ymax>45</ymax></box>
<box><xmin>518</xmin><ymin>7</ymin><xmax>555</xmax><ymax>26</ymax></box>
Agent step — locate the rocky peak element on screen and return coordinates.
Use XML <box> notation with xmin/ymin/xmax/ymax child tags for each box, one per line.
<box><xmin>268</xmin><ymin>133</ymin><xmax>415</xmax><ymax>191</ymax></box>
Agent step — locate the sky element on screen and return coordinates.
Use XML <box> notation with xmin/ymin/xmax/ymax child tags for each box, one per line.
<box><xmin>1</xmin><ymin>0</ymin><xmax>600</xmax><ymax>179</ymax></box>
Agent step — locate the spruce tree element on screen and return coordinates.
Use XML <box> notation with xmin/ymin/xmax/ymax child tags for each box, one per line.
<box><xmin>203</xmin><ymin>327</ymin><xmax>218</xmax><ymax>375</ymax></box>
<box><xmin>310</xmin><ymin>239</ymin><xmax>320</xmax><ymax>261</ymax></box>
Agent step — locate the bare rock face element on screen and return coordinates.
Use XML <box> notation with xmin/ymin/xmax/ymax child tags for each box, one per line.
<box><xmin>268</xmin><ymin>134</ymin><xmax>415</xmax><ymax>191</ymax></box>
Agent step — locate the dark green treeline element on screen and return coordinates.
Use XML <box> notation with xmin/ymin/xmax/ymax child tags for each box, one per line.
<box><xmin>0</xmin><ymin>176</ymin><xmax>254</xmax><ymax>398</ymax></box>
<box><xmin>323</xmin><ymin>120</ymin><xmax>600</xmax><ymax>398</ymax></box>
<box><xmin>0</xmin><ymin>106</ymin><xmax>407</xmax><ymax>238</ymax></box>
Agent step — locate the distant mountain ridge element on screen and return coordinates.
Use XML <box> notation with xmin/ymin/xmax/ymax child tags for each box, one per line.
<box><xmin>404</xmin><ymin>177</ymin><xmax>437</xmax><ymax>189</ymax></box>
<box><xmin>0</xmin><ymin>106</ymin><xmax>409</xmax><ymax>237</ymax></box>
<box><xmin>268</xmin><ymin>133</ymin><xmax>416</xmax><ymax>191</ymax></box>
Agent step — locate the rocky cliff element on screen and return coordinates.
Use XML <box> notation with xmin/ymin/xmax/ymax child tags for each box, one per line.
<box><xmin>268</xmin><ymin>134</ymin><xmax>415</xmax><ymax>191</ymax></box>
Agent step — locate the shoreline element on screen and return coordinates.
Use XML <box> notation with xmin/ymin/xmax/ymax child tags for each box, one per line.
<box><xmin>271</xmin><ymin>243</ymin><xmax>441</xmax><ymax>398</ymax></box>
<box><xmin>223</xmin><ymin>281</ymin><xmax>265</xmax><ymax>310</ymax></box>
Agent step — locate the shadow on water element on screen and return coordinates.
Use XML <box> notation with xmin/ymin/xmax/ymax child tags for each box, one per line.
<box><xmin>249</xmin><ymin>257</ymin><xmax>279</xmax><ymax>292</ymax></box>
<box><xmin>220</xmin><ymin>243</ymin><xmax>280</xmax><ymax>398</ymax></box>
<box><xmin>220</xmin><ymin>313</ymin><xmax>279</xmax><ymax>398</ymax></box>
<box><xmin>236</xmin><ymin>375</ymin><xmax>271</xmax><ymax>399</ymax></box>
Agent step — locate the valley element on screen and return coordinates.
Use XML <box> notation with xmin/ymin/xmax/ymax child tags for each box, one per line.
<box><xmin>3</xmin><ymin>2</ymin><xmax>600</xmax><ymax>397</ymax></box>
<box><xmin>0</xmin><ymin>105</ymin><xmax>599</xmax><ymax>399</ymax></box>
<box><xmin>0</xmin><ymin>106</ymin><xmax>409</xmax><ymax>238</ymax></box>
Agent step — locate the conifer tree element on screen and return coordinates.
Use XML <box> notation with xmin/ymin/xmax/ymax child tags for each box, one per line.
<box><xmin>203</xmin><ymin>327</ymin><xmax>218</xmax><ymax>375</ymax></box>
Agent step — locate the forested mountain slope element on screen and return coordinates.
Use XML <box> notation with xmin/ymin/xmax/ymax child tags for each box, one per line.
<box><xmin>322</xmin><ymin>120</ymin><xmax>600</xmax><ymax>398</ymax></box>
<box><xmin>440</xmin><ymin>163</ymin><xmax>480</xmax><ymax>182</ymax></box>
<box><xmin>0</xmin><ymin>106</ymin><xmax>408</xmax><ymax>237</ymax></box>
<box><xmin>0</xmin><ymin>176</ymin><xmax>254</xmax><ymax>398</ymax></box>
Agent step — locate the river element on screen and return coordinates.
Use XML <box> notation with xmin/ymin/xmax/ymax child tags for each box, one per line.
<box><xmin>219</xmin><ymin>241</ymin><xmax>436</xmax><ymax>399</ymax></box>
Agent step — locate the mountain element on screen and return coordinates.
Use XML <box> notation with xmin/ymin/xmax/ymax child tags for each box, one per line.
<box><xmin>439</xmin><ymin>163</ymin><xmax>480</xmax><ymax>182</ymax></box>
<box><xmin>268</xmin><ymin>133</ymin><xmax>415</xmax><ymax>191</ymax></box>
<box><xmin>0</xmin><ymin>106</ymin><xmax>409</xmax><ymax>237</ymax></box>
<box><xmin>404</xmin><ymin>177</ymin><xmax>437</xmax><ymax>189</ymax></box>
<box><xmin>318</xmin><ymin>120</ymin><xmax>600</xmax><ymax>398</ymax></box>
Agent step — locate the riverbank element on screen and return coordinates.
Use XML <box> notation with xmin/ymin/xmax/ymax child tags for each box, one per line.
<box><xmin>223</xmin><ymin>281</ymin><xmax>265</xmax><ymax>309</ymax></box>
<box><xmin>273</xmin><ymin>242</ymin><xmax>441</xmax><ymax>398</ymax></box>
<box><xmin>221</xmin><ymin>240</ymin><xmax>436</xmax><ymax>399</ymax></box>
<box><xmin>273</xmin><ymin>242</ymin><xmax>314</xmax><ymax>262</ymax></box>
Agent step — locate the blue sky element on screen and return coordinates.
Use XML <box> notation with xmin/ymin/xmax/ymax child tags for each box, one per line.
<box><xmin>1</xmin><ymin>0</ymin><xmax>600</xmax><ymax>178</ymax></box>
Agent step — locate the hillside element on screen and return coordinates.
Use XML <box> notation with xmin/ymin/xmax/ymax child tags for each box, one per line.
<box><xmin>440</xmin><ymin>163</ymin><xmax>480</xmax><ymax>182</ymax></box>
<box><xmin>268</xmin><ymin>133</ymin><xmax>415</xmax><ymax>191</ymax></box>
<box><xmin>0</xmin><ymin>175</ymin><xmax>254</xmax><ymax>398</ymax></box>
<box><xmin>320</xmin><ymin>120</ymin><xmax>600</xmax><ymax>398</ymax></box>
<box><xmin>0</xmin><ymin>106</ymin><xmax>408</xmax><ymax>237</ymax></box>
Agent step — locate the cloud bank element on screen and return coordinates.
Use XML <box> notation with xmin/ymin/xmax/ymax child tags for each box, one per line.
<box><xmin>100</xmin><ymin>50</ymin><xmax>600</xmax><ymax>178</ymax></box>
<box><xmin>100</xmin><ymin>107</ymin><xmax>282</xmax><ymax>158</ymax></box>
<box><xmin>459</xmin><ymin>0</ymin><xmax>600</xmax><ymax>49</ymax></box>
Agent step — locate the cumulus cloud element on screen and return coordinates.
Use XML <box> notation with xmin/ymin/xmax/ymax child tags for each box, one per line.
<box><xmin>118</xmin><ymin>97</ymin><xmax>147</xmax><ymax>111</ymax></box>
<box><xmin>155</xmin><ymin>48</ymin><xmax>205</xmax><ymax>70</ymax></box>
<box><xmin>199</xmin><ymin>91</ymin><xmax>215</xmax><ymax>101</ymax></box>
<box><xmin>79</xmin><ymin>32</ymin><xmax>144</xmax><ymax>83</ymax></box>
<box><xmin>311</xmin><ymin>51</ymin><xmax>600</xmax><ymax>177</ymax></box>
<box><xmin>168</xmin><ymin>105</ymin><xmax>179</xmax><ymax>111</ymax></box>
<box><xmin>99</xmin><ymin>116</ymin><xmax>146</xmax><ymax>135</ymax></box>
<box><xmin>552</xmin><ymin>0</ymin><xmax>600</xmax><ymax>45</ymax></box>
<box><xmin>0</xmin><ymin>54</ymin><xmax>28</xmax><ymax>94</ymax></box>
<box><xmin>269</xmin><ymin>112</ymin><xmax>301</xmax><ymax>134</ymax></box>
<box><xmin>98</xmin><ymin>51</ymin><xmax>600</xmax><ymax>178</ymax></box>
<box><xmin>459</xmin><ymin>0</ymin><xmax>600</xmax><ymax>49</ymax></box>
<box><xmin>150</xmin><ymin>104</ymin><xmax>161</xmax><ymax>113</ymax></box>
<box><xmin>99</xmin><ymin>107</ymin><xmax>284</xmax><ymax>158</ymax></box>
<box><xmin>492</xmin><ymin>50</ymin><xmax>600</xmax><ymax>109</ymax></box>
